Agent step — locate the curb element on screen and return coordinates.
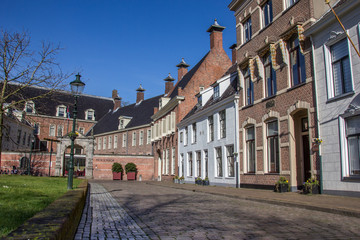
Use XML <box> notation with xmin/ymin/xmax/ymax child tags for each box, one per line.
<box><xmin>146</xmin><ymin>182</ymin><xmax>360</xmax><ymax>219</ymax></box>
<box><xmin>3</xmin><ymin>180</ymin><xmax>88</xmax><ymax>240</ymax></box>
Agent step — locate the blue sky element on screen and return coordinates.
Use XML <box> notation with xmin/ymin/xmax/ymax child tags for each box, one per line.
<box><xmin>1</xmin><ymin>0</ymin><xmax>236</xmax><ymax>103</ymax></box>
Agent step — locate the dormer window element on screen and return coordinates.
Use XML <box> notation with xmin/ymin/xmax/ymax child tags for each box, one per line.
<box><xmin>56</xmin><ymin>105</ymin><xmax>66</xmax><ymax>117</ymax></box>
<box><xmin>118</xmin><ymin>116</ymin><xmax>132</xmax><ymax>130</ymax></box>
<box><xmin>197</xmin><ymin>95</ymin><xmax>202</xmax><ymax>105</ymax></box>
<box><xmin>159</xmin><ymin>97</ymin><xmax>170</xmax><ymax>110</ymax></box>
<box><xmin>214</xmin><ymin>85</ymin><xmax>220</xmax><ymax>99</ymax></box>
<box><xmin>25</xmin><ymin>101</ymin><xmax>35</xmax><ymax>113</ymax></box>
<box><xmin>85</xmin><ymin>109</ymin><xmax>95</xmax><ymax>120</ymax></box>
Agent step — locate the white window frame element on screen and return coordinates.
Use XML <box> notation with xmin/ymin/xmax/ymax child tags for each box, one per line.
<box><xmin>24</xmin><ymin>101</ymin><xmax>35</xmax><ymax>113</ymax></box>
<box><xmin>132</xmin><ymin>132</ymin><xmax>136</xmax><ymax>146</ymax></box>
<box><xmin>196</xmin><ymin>151</ymin><xmax>201</xmax><ymax>178</ymax></box>
<box><xmin>208</xmin><ymin>115</ymin><xmax>214</xmax><ymax>142</ymax></box>
<box><xmin>219</xmin><ymin>110</ymin><xmax>226</xmax><ymax>139</ymax></box>
<box><xmin>108</xmin><ymin>136</ymin><xmax>112</xmax><ymax>149</ymax></box>
<box><xmin>122</xmin><ymin>133</ymin><xmax>127</xmax><ymax>147</ymax></box>
<box><xmin>49</xmin><ymin>124</ymin><xmax>56</xmax><ymax>137</ymax></box>
<box><xmin>56</xmin><ymin>105</ymin><xmax>66</xmax><ymax>117</ymax></box>
<box><xmin>188</xmin><ymin>152</ymin><xmax>193</xmax><ymax>177</ymax></box>
<box><xmin>57</xmin><ymin>125</ymin><xmax>63</xmax><ymax>137</ymax></box>
<box><xmin>171</xmin><ymin>147</ymin><xmax>176</xmax><ymax>175</ymax></box>
<box><xmin>103</xmin><ymin>136</ymin><xmax>107</xmax><ymax>149</ymax></box>
<box><xmin>114</xmin><ymin>135</ymin><xmax>118</xmax><ymax>149</ymax></box>
<box><xmin>226</xmin><ymin>145</ymin><xmax>235</xmax><ymax>177</ymax></box>
<box><xmin>184</xmin><ymin>127</ymin><xmax>188</xmax><ymax>145</ymax></box>
<box><xmin>284</xmin><ymin>0</ymin><xmax>298</xmax><ymax>10</ymax></box>
<box><xmin>266</xmin><ymin>119</ymin><xmax>280</xmax><ymax>173</ymax></box>
<box><xmin>243</xmin><ymin>17</ymin><xmax>252</xmax><ymax>44</ymax></box>
<box><xmin>245</xmin><ymin>126</ymin><xmax>256</xmax><ymax>173</ymax></box>
<box><xmin>147</xmin><ymin>129</ymin><xmax>151</xmax><ymax>144</ymax></box>
<box><xmin>215</xmin><ymin>147</ymin><xmax>223</xmax><ymax>177</ymax></box>
<box><xmin>98</xmin><ymin>137</ymin><xmax>102</xmax><ymax>150</ymax></box>
<box><xmin>139</xmin><ymin>131</ymin><xmax>144</xmax><ymax>145</ymax></box>
<box><xmin>85</xmin><ymin>109</ymin><xmax>95</xmax><ymax>121</ymax></box>
<box><xmin>192</xmin><ymin>123</ymin><xmax>197</xmax><ymax>143</ymax></box>
<box><xmin>166</xmin><ymin>148</ymin><xmax>170</xmax><ymax>175</ymax></box>
<box><xmin>262</xmin><ymin>0</ymin><xmax>273</xmax><ymax>29</ymax></box>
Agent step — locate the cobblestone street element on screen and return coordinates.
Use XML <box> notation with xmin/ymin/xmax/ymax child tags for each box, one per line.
<box><xmin>75</xmin><ymin>181</ymin><xmax>360</xmax><ymax>239</ymax></box>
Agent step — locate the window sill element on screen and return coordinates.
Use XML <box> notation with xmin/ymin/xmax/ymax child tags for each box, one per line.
<box><xmin>241</xmin><ymin>103</ymin><xmax>254</xmax><ymax>110</ymax></box>
<box><xmin>262</xmin><ymin>94</ymin><xmax>276</xmax><ymax>102</ymax></box>
<box><xmin>244</xmin><ymin>172</ymin><xmax>256</xmax><ymax>175</ymax></box>
<box><xmin>326</xmin><ymin>91</ymin><xmax>355</xmax><ymax>104</ymax></box>
<box><xmin>225</xmin><ymin>177</ymin><xmax>235</xmax><ymax>179</ymax></box>
<box><xmin>342</xmin><ymin>176</ymin><xmax>360</xmax><ymax>182</ymax></box>
<box><xmin>214</xmin><ymin>177</ymin><xmax>223</xmax><ymax>179</ymax></box>
<box><xmin>287</xmin><ymin>82</ymin><xmax>306</xmax><ymax>92</ymax></box>
<box><xmin>265</xmin><ymin>172</ymin><xmax>280</xmax><ymax>175</ymax></box>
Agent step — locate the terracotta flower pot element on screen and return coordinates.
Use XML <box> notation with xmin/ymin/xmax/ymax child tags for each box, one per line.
<box><xmin>113</xmin><ymin>172</ymin><xmax>122</xmax><ymax>180</ymax></box>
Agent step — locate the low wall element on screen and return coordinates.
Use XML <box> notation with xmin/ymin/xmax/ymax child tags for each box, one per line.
<box><xmin>3</xmin><ymin>180</ymin><xmax>88</xmax><ymax>240</ymax></box>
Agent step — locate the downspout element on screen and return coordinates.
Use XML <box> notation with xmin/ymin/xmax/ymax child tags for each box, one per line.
<box><xmin>234</xmin><ymin>95</ymin><xmax>240</xmax><ymax>188</ymax></box>
<box><xmin>310</xmin><ymin>35</ymin><xmax>323</xmax><ymax>194</ymax></box>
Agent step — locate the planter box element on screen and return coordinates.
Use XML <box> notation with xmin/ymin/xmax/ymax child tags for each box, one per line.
<box><xmin>275</xmin><ymin>183</ymin><xmax>289</xmax><ymax>193</ymax></box>
<box><xmin>304</xmin><ymin>185</ymin><xmax>319</xmax><ymax>194</ymax></box>
<box><xmin>174</xmin><ymin>179</ymin><xmax>179</xmax><ymax>184</ymax></box>
<box><xmin>127</xmin><ymin>172</ymin><xmax>136</xmax><ymax>181</ymax></box>
<box><xmin>179</xmin><ymin>179</ymin><xmax>185</xmax><ymax>184</ymax></box>
<box><xmin>113</xmin><ymin>172</ymin><xmax>122</xmax><ymax>180</ymax></box>
<box><xmin>202</xmin><ymin>180</ymin><xmax>210</xmax><ymax>186</ymax></box>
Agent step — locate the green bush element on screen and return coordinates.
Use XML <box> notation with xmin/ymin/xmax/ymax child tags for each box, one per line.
<box><xmin>125</xmin><ymin>162</ymin><xmax>137</xmax><ymax>173</ymax></box>
<box><xmin>111</xmin><ymin>163</ymin><xmax>123</xmax><ymax>173</ymax></box>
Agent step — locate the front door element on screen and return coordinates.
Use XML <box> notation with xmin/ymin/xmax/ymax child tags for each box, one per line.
<box><xmin>302</xmin><ymin>135</ymin><xmax>311</xmax><ymax>181</ymax></box>
<box><xmin>158</xmin><ymin>156</ymin><xmax>162</xmax><ymax>181</ymax></box>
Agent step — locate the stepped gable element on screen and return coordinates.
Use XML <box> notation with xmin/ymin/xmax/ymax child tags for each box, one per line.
<box><xmin>167</xmin><ymin>52</ymin><xmax>209</xmax><ymax>99</ymax></box>
<box><xmin>91</xmin><ymin>94</ymin><xmax>163</xmax><ymax>135</ymax></box>
<box><xmin>4</xmin><ymin>83</ymin><xmax>113</xmax><ymax>120</ymax></box>
<box><xmin>182</xmin><ymin>64</ymin><xmax>238</xmax><ymax>121</ymax></box>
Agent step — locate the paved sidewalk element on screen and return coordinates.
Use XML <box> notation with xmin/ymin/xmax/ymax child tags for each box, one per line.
<box><xmin>147</xmin><ymin>181</ymin><xmax>360</xmax><ymax>218</ymax></box>
<box><xmin>74</xmin><ymin>183</ymin><xmax>149</xmax><ymax>240</ymax></box>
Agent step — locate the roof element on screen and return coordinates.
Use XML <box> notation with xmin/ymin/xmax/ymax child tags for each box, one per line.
<box><xmin>90</xmin><ymin>94</ymin><xmax>162</xmax><ymax>135</ymax></box>
<box><xmin>182</xmin><ymin>65</ymin><xmax>239</xmax><ymax>121</ymax></box>
<box><xmin>167</xmin><ymin>52</ymin><xmax>209</xmax><ymax>99</ymax></box>
<box><xmin>4</xmin><ymin>83</ymin><xmax>114</xmax><ymax>121</ymax></box>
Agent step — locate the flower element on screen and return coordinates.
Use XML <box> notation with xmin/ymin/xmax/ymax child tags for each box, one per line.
<box><xmin>303</xmin><ymin>177</ymin><xmax>319</xmax><ymax>194</ymax></box>
<box><xmin>313</xmin><ymin>138</ymin><xmax>323</xmax><ymax>144</ymax></box>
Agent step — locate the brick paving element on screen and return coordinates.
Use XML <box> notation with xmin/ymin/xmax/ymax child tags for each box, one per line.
<box><xmin>76</xmin><ymin>181</ymin><xmax>360</xmax><ymax>239</ymax></box>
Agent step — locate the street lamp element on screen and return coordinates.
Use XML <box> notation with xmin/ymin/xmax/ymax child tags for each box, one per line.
<box><xmin>67</xmin><ymin>73</ymin><xmax>85</xmax><ymax>190</ymax></box>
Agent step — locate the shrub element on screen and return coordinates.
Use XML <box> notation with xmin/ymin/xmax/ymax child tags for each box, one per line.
<box><xmin>111</xmin><ymin>163</ymin><xmax>123</xmax><ymax>173</ymax></box>
<box><xmin>125</xmin><ymin>162</ymin><xmax>137</xmax><ymax>173</ymax></box>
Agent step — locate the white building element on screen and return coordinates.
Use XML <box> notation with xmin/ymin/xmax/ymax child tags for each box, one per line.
<box><xmin>305</xmin><ymin>0</ymin><xmax>360</xmax><ymax>196</ymax></box>
<box><xmin>177</xmin><ymin>66</ymin><xmax>240</xmax><ymax>186</ymax></box>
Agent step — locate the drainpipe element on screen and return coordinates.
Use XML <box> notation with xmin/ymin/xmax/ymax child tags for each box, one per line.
<box><xmin>234</xmin><ymin>95</ymin><xmax>240</xmax><ymax>188</ymax></box>
<box><xmin>310</xmin><ymin>35</ymin><xmax>323</xmax><ymax>194</ymax></box>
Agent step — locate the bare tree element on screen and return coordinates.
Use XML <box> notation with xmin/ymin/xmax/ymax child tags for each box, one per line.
<box><xmin>0</xmin><ymin>29</ymin><xmax>71</xmax><ymax>168</ymax></box>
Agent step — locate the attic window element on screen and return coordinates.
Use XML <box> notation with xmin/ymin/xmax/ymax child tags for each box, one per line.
<box><xmin>198</xmin><ymin>95</ymin><xmax>202</xmax><ymax>105</ymax></box>
<box><xmin>85</xmin><ymin>109</ymin><xmax>95</xmax><ymax>120</ymax></box>
<box><xmin>119</xmin><ymin>119</ymin><xmax>124</xmax><ymax>129</ymax></box>
<box><xmin>57</xmin><ymin>105</ymin><xmax>66</xmax><ymax>117</ymax></box>
<box><xmin>25</xmin><ymin>101</ymin><xmax>35</xmax><ymax>113</ymax></box>
<box><xmin>214</xmin><ymin>85</ymin><xmax>220</xmax><ymax>99</ymax></box>
<box><xmin>118</xmin><ymin>116</ymin><xmax>132</xmax><ymax>130</ymax></box>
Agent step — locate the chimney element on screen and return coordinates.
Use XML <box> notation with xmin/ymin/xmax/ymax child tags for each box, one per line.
<box><xmin>136</xmin><ymin>84</ymin><xmax>145</xmax><ymax>103</ymax></box>
<box><xmin>176</xmin><ymin>58</ymin><xmax>190</xmax><ymax>81</ymax></box>
<box><xmin>230</xmin><ymin>44</ymin><xmax>237</xmax><ymax>64</ymax></box>
<box><xmin>164</xmin><ymin>73</ymin><xmax>175</xmax><ymax>94</ymax></box>
<box><xmin>112</xmin><ymin>89</ymin><xmax>122</xmax><ymax>110</ymax></box>
<box><xmin>207</xmin><ymin>19</ymin><xmax>225</xmax><ymax>52</ymax></box>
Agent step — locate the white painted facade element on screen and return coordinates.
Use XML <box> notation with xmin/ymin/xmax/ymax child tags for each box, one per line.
<box><xmin>178</xmin><ymin>72</ymin><xmax>240</xmax><ymax>187</ymax></box>
<box><xmin>305</xmin><ymin>0</ymin><xmax>360</xmax><ymax>196</ymax></box>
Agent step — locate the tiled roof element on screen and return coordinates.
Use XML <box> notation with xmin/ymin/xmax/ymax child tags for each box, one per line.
<box><xmin>182</xmin><ymin>65</ymin><xmax>238</xmax><ymax>121</ymax></box>
<box><xmin>90</xmin><ymin>94</ymin><xmax>163</xmax><ymax>135</ymax></box>
<box><xmin>4</xmin><ymin>83</ymin><xmax>114</xmax><ymax>121</ymax></box>
<box><xmin>168</xmin><ymin>52</ymin><xmax>209</xmax><ymax>99</ymax></box>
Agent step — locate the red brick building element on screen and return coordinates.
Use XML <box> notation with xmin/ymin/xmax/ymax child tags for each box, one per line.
<box><xmin>151</xmin><ymin>20</ymin><xmax>232</xmax><ymax>181</ymax></box>
<box><xmin>228</xmin><ymin>0</ymin><xmax>329</xmax><ymax>190</ymax></box>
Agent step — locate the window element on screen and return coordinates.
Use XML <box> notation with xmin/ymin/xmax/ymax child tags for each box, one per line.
<box><xmin>285</xmin><ymin>0</ymin><xmax>298</xmax><ymax>9</ymax></box>
<box><xmin>34</xmin><ymin>123</ymin><xmax>39</xmax><ymax>135</ymax></box>
<box><xmin>246</xmin><ymin>126</ymin><xmax>256</xmax><ymax>173</ymax></box>
<box><xmin>27</xmin><ymin>134</ymin><xmax>31</xmax><ymax>147</ymax></box>
<box><xmin>103</xmin><ymin>137</ymin><xmax>107</xmax><ymax>149</ymax></box>
<box><xmin>215</xmin><ymin>147</ymin><xmax>223</xmax><ymax>177</ymax></box>
<box><xmin>49</xmin><ymin>125</ymin><xmax>55</xmax><ymax>137</ymax></box>
<box><xmin>346</xmin><ymin>116</ymin><xmax>360</xmax><ymax>177</ymax></box>
<box><xmin>180</xmin><ymin>154</ymin><xmax>184</xmax><ymax>177</ymax></box>
<box><xmin>162</xmin><ymin>150</ymin><xmax>166</xmax><ymax>174</ymax></box>
<box><xmin>192</xmin><ymin>123</ymin><xmax>197</xmax><ymax>143</ymax></box>
<box><xmin>166</xmin><ymin>148</ymin><xmax>170</xmax><ymax>175</ymax></box>
<box><xmin>79</xmin><ymin>127</ymin><xmax>84</xmax><ymax>135</ymax></box>
<box><xmin>243</xmin><ymin>18</ymin><xmax>252</xmax><ymax>43</ymax></box>
<box><xmin>86</xmin><ymin>109</ymin><xmax>95</xmax><ymax>120</ymax></box>
<box><xmin>57</xmin><ymin>106</ymin><xmax>66</xmax><ymax>117</ymax></box>
<box><xmin>214</xmin><ymin>85</ymin><xmax>220</xmax><ymax>99</ymax></box>
<box><xmin>5</xmin><ymin>126</ymin><xmax>10</xmax><ymax>141</ymax></box>
<box><xmin>196</xmin><ymin>151</ymin><xmax>201</xmax><ymax>177</ymax></box>
<box><xmin>226</xmin><ymin>145</ymin><xmax>235</xmax><ymax>177</ymax></box>
<box><xmin>180</xmin><ymin>132</ymin><xmax>183</xmax><ymax>143</ymax></box>
<box><xmin>208</xmin><ymin>116</ymin><xmax>214</xmax><ymax>141</ymax></box>
<box><xmin>25</xmin><ymin>101</ymin><xmax>35</xmax><ymax>113</ymax></box>
<box><xmin>22</xmin><ymin>132</ymin><xmax>26</xmax><ymax>145</ymax></box>
<box><xmin>244</xmin><ymin>67</ymin><xmax>254</xmax><ymax>105</ymax></box>
<box><xmin>139</xmin><ymin>131</ymin><xmax>144</xmax><ymax>145</ymax></box>
<box><xmin>188</xmin><ymin>152</ymin><xmax>193</xmax><ymax>177</ymax></box>
<box><xmin>57</xmin><ymin>125</ymin><xmax>63</xmax><ymax>137</ymax></box>
<box><xmin>262</xmin><ymin>0</ymin><xmax>273</xmax><ymax>28</ymax></box>
<box><xmin>204</xmin><ymin>150</ymin><xmax>208</xmax><ymax>178</ymax></box>
<box><xmin>108</xmin><ymin>136</ymin><xmax>112</xmax><ymax>149</ymax></box>
<box><xmin>219</xmin><ymin>110</ymin><xmax>226</xmax><ymax>139</ymax></box>
<box><xmin>289</xmin><ymin>36</ymin><xmax>306</xmax><ymax>86</ymax></box>
<box><xmin>147</xmin><ymin>129</ymin><xmax>151</xmax><ymax>144</ymax></box>
<box><xmin>114</xmin><ymin>135</ymin><xmax>118</xmax><ymax>148</ymax></box>
<box><xmin>331</xmin><ymin>39</ymin><xmax>352</xmax><ymax>97</ymax></box>
<box><xmin>264</xmin><ymin>52</ymin><xmax>277</xmax><ymax>97</ymax></box>
<box><xmin>171</xmin><ymin>147</ymin><xmax>176</xmax><ymax>175</ymax></box>
<box><xmin>17</xmin><ymin>130</ymin><xmax>21</xmax><ymax>144</ymax></box>
<box><xmin>122</xmin><ymin>133</ymin><xmax>127</xmax><ymax>147</ymax></box>
<box><xmin>119</xmin><ymin>120</ymin><xmax>124</xmax><ymax>129</ymax></box>
<box><xmin>98</xmin><ymin>138</ymin><xmax>102</xmax><ymax>150</ymax></box>
<box><xmin>132</xmin><ymin>132</ymin><xmax>136</xmax><ymax>146</ymax></box>
<box><xmin>184</xmin><ymin>127</ymin><xmax>188</xmax><ymax>145</ymax></box>
<box><xmin>198</xmin><ymin>95</ymin><xmax>202</xmax><ymax>105</ymax></box>
<box><xmin>267</xmin><ymin>120</ymin><xmax>279</xmax><ymax>173</ymax></box>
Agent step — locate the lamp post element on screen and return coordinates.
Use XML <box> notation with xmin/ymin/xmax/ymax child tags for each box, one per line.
<box><xmin>67</xmin><ymin>74</ymin><xmax>85</xmax><ymax>190</ymax></box>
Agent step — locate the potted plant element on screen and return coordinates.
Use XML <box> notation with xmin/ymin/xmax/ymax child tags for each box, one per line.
<box><xmin>274</xmin><ymin>176</ymin><xmax>289</xmax><ymax>193</ymax></box>
<box><xmin>202</xmin><ymin>177</ymin><xmax>210</xmax><ymax>186</ymax></box>
<box><xmin>303</xmin><ymin>177</ymin><xmax>320</xmax><ymax>194</ymax></box>
<box><xmin>173</xmin><ymin>176</ymin><xmax>179</xmax><ymax>184</ymax></box>
<box><xmin>112</xmin><ymin>162</ymin><xmax>123</xmax><ymax>180</ymax></box>
<box><xmin>125</xmin><ymin>162</ymin><xmax>137</xmax><ymax>180</ymax></box>
<box><xmin>195</xmin><ymin>177</ymin><xmax>202</xmax><ymax>185</ymax></box>
<box><xmin>179</xmin><ymin>176</ymin><xmax>185</xmax><ymax>184</ymax></box>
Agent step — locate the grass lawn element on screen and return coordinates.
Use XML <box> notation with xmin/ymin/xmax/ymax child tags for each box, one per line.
<box><xmin>0</xmin><ymin>175</ymin><xmax>82</xmax><ymax>237</ymax></box>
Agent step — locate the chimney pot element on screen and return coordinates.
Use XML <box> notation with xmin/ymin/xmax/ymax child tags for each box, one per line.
<box><xmin>207</xmin><ymin>19</ymin><xmax>226</xmax><ymax>52</ymax></box>
<box><xmin>136</xmin><ymin>84</ymin><xmax>145</xmax><ymax>103</ymax></box>
<box><xmin>176</xmin><ymin>58</ymin><xmax>190</xmax><ymax>81</ymax></box>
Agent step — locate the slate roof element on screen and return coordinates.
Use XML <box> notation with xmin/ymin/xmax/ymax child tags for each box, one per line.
<box><xmin>167</xmin><ymin>52</ymin><xmax>209</xmax><ymax>99</ymax></box>
<box><xmin>182</xmin><ymin>65</ymin><xmax>239</xmax><ymax>121</ymax></box>
<box><xmin>4</xmin><ymin>83</ymin><xmax>114</xmax><ymax>121</ymax></box>
<box><xmin>90</xmin><ymin>94</ymin><xmax>163</xmax><ymax>135</ymax></box>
